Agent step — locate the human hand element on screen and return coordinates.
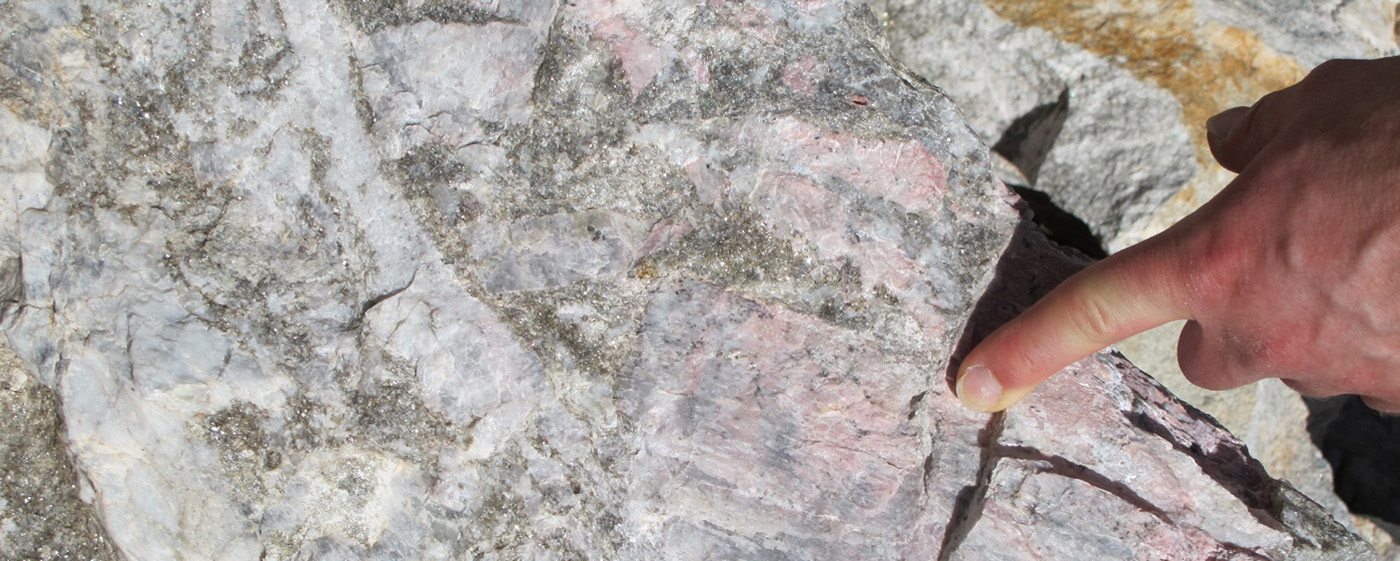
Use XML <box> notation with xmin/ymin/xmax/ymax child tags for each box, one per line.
<box><xmin>955</xmin><ymin>56</ymin><xmax>1400</xmax><ymax>414</ymax></box>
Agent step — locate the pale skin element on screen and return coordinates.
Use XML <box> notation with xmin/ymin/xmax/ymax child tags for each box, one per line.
<box><xmin>955</xmin><ymin>56</ymin><xmax>1400</xmax><ymax>414</ymax></box>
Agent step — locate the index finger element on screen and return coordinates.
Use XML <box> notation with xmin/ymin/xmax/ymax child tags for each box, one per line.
<box><xmin>954</xmin><ymin>238</ymin><xmax>1193</xmax><ymax>412</ymax></box>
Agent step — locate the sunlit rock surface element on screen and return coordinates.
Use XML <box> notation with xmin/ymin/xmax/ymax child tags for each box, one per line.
<box><xmin>0</xmin><ymin>0</ymin><xmax>1376</xmax><ymax>559</ymax></box>
<box><xmin>875</xmin><ymin>0</ymin><xmax>1398</xmax><ymax>251</ymax></box>
<box><xmin>871</xmin><ymin>2</ymin><xmax>1400</xmax><ymax>553</ymax></box>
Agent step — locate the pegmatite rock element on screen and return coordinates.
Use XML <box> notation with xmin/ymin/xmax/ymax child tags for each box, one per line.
<box><xmin>873</xmin><ymin>0</ymin><xmax>1398</xmax><ymax>252</ymax></box>
<box><xmin>0</xmin><ymin>0</ymin><xmax>1374</xmax><ymax>559</ymax></box>
<box><xmin>872</xmin><ymin>1</ymin><xmax>1400</xmax><ymax>551</ymax></box>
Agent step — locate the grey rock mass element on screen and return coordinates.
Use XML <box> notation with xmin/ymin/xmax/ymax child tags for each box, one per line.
<box><xmin>0</xmin><ymin>0</ymin><xmax>1374</xmax><ymax>559</ymax></box>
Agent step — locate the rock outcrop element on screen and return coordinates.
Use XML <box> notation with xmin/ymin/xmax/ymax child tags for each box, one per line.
<box><xmin>0</xmin><ymin>0</ymin><xmax>1375</xmax><ymax>559</ymax></box>
<box><xmin>875</xmin><ymin>0</ymin><xmax>1398</xmax><ymax>252</ymax></box>
<box><xmin>873</xmin><ymin>2</ymin><xmax>1400</xmax><ymax>556</ymax></box>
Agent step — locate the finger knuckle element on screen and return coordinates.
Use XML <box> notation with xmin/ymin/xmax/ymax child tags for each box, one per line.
<box><xmin>1296</xmin><ymin>59</ymin><xmax>1359</xmax><ymax>102</ymax></box>
<box><xmin>1067</xmin><ymin>291</ymin><xmax>1117</xmax><ymax>342</ymax></box>
<box><xmin>1308</xmin><ymin>58</ymin><xmax>1356</xmax><ymax>80</ymax></box>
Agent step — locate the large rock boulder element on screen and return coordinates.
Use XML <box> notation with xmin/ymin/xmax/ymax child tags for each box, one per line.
<box><xmin>0</xmin><ymin>0</ymin><xmax>1374</xmax><ymax>558</ymax></box>
<box><xmin>874</xmin><ymin>0</ymin><xmax>1397</xmax><ymax>252</ymax></box>
<box><xmin>872</xmin><ymin>1</ymin><xmax>1400</xmax><ymax>556</ymax></box>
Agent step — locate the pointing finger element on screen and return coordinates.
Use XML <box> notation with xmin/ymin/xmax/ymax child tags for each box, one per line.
<box><xmin>954</xmin><ymin>238</ymin><xmax>1193</xmax><ymax>412</ymax></box>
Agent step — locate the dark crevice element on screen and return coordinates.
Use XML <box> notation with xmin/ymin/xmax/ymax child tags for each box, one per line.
<box><xmin>343</xmin><ymin>269</ymin><xmax>417</xmax><ymax>332</ymax></box>
<box><xmin>993</xmin><ymin>447</ymin><xmax>1271</xmax><ymax>560</ymax></box>
<box><xmin>361</xmin><ymin>268</ymin><xmax>417</xmax><ymax>315</ymax></box>
<box><xmin>907</xmin><ymin>391</ymin><xmax>927</xmax><ymax>420</ymax></box>
<box><xmin>1010</xmin><ymin>185</ymin><xmax>1107</xmax><ymax>260</ymax></box>
<box><xmin>994</xmin><ymin>445</ymin><xmax>1174</xmax><ymax>526</ymax></box>
<box><xmin>937</xmin><ymin>412</ymin><xmax>1005</xmax><ymax>561</ymax></box>
<box><xmin>922</xmin><ymin>453</ymin><xmax>936</xmax><ymax>495</ymax></box>
<box><xmin>1115</xmin><ymin>355</ymin><xmax>1371</xmax><ymax>556</ymax></box>
<box><xmin>1307</xmin><ymin>395</ymin><xmax>1400</xmax><ymax>529</ymax></box>
<box><xmin>1105</xmin><ymin>352</ymin><xmax>1285</xmax><ymax>521</ymax></box>
<box><xmin>1124</xmin><ymin>388</ymin><xmax>1279</xmax><ymax>519</ymax></box>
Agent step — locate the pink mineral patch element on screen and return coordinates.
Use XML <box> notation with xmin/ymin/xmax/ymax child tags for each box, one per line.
<box><xmin>730</xmin><ymin>3</ymin><xmax>778</xmax><ymax>43</ymax></box>
<box><xmin>781</xmin><ymin>55</ymin><xmax>821</xmax><ymax>97</ymax></box>
<box><xmin>627</xmin><ymin>284</ymin><xmax>930</xmax><ymax>521</ymax></box>
<box><xmin>684</xmin><ymin>159</ymin><xmax>730</xmax><ymax>204</ymax></box>
<box><xmin>637</xmin><ymin>219</ymin><xmax>695</xmax><ymax>258</ymax></box>
<box><xmin>748</xmin><ymin>169</ymin><xmax>946</xmax><ymax>336</ymax></box>
<box><xmin>681</xmin><ymin>47</ymin><xmax>711</xmax><ymax>86</ymax></box>
<box><xmin>754</xmin><ymin>171</ymin><xmax>919</xmax><ymax>289</ymax></box>
<box><xmin>593</xmin><ymin>16</ymin><xmax>672</xmax><ymax>99</ymax></box>
<box><xmin>993</xmin><ymin>355</ymin><xmax>1289</xmax><ymax>552</ymax></box>
<box><xmin>768</xmin><ymin>118</ymin><xmax>948</xmax><ymax>213</ymax></box>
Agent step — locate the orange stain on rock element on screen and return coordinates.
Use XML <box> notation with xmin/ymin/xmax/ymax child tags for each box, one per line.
<box><xmin>986</xmin><ymin>0</ymin><xmax>1303</xmax><ymax>160</ymax></box>
<box><xmin>985</xmin><ymin>0</ymin><xmax>1309</xmax><ymax>230</ymax></box>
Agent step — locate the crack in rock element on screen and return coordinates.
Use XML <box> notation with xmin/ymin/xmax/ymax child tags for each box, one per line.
<box><xmin>994</xmin><ymin>444</ymin><xmax>1176</xmax><ymax>526</ymax></box>
<box><xmin>937</xmin><ymin>411</ymin><xmax>1005</xmax><ymax>561</ymax></box>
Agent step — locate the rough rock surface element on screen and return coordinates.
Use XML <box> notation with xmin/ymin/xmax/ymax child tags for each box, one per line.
<box><xmin>0</xmin><ymin>0</ymin><xmax>1374</xmax><ymax>559</ymax></box>
<box><xmin>1129</xmin><ymin>323</ymin><xmax>1362</xmax><ymax>530</ymax></box>
<box><xmin>0</xmin><ymin>345</ymin><xmax>119</xmax><ymax>560</ymax></box>
<box><xmin>1309</xmin><ymin>396</ymin><xmax>1400</xmax><ymax>560</ymax></box>
<box><xmin>874</xmin><ymin>2</ymin><xmax>1400</xmax><ymax>555</ymax></box>
<box><xmin>875</xmin><ymin>0</ymin><xmax>1398</xmax><ymax>251</ymax></box>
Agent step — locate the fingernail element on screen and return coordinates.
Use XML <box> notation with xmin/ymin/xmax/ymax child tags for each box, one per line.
<box><xmin>1206</xmin><ymin>107</ymin><xmax>1246</xmax><ymax>144</ymax></box>
<box><xmin>957</xmin><ymin>364</ymin><xmax>1003</xmax><ymax>413</ymax></box>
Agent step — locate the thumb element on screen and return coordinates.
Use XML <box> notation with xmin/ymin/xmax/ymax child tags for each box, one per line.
<box><xmin>954</xmin><ymin>239</ymin><xmax>1192</xmax><ymax>412</ymax></box>
<box><xmin>1207</xmin><ymin>84</ymin><xmax>1300</xmax><ymax>173</ymax></box>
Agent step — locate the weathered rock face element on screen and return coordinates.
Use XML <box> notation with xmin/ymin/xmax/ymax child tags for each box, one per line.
<box><xmin>1309</xmin><ymin>395</ymin><xmax>1400</xmax><ymax>560</ymax></box>
<box><xmin>875</xmin><ymin>0</ymin><xmax>1398</xmax><ymax>251</ymax></box>
<box><xmin>873</xmin><ymin>3</ymin><xmax>1400</xmax><ymax>556</ymax></box>
<box><xmin>0</xmin><ymin>0</ymin><xmax>1374</xmax><ymax>559</ymax></box>
<box><xmin>0</xmin><ymin>345</ymin><xmax>118</xmax><ymax>560</ymax></box>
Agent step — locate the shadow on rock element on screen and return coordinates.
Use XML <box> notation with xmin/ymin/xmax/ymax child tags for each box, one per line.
<box><xmin>945</xmin><ymin>217</ymin><xmax>1091</xmax><ymax>392</ymax></box>
<box><xmin>1308</xmin><ymin>395</ymin><xmax>1400</xmax><ymax>536</ymax></box>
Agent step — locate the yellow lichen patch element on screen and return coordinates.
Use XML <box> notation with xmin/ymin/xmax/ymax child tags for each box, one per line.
<box><xmin>985</xmin><ymin>0</ymin><xmax>1310</xmax><ymax>246</ymax></box>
